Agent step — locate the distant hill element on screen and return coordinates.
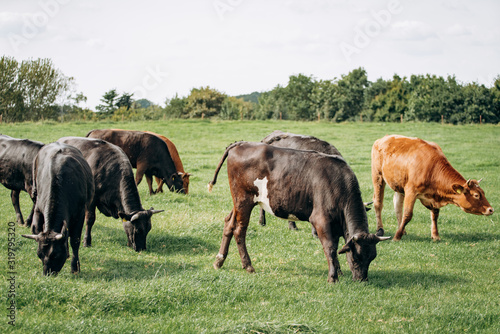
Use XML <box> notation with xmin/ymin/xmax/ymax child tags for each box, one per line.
<box><xmin>235</xmin><ymin>91</ymin><xmax>262</xmax><ymax>104</ymax></box>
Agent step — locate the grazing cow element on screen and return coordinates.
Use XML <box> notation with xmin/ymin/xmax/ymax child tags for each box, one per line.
<box><xmin>208</xmin><ymin>142</ymin><xmax>389</xmax><ymax>282</ymax></box>
<box><xmin>372</xmin><ymin>135</ymin><xmax>494</xmax><ymax>241</ymax></box>
<box><xmin>260</xmin><ymin>130</ymin><xmax>343</xmax><ymax>233</ymax></box>
<box><xmin>86</xmin><ymin>129</ymin><xmax>184</xmax><ymax>195</ymax></box>
<box><xmin>0</xmin><ymin>134</ymin><xmax>44</xmax><ymax>226</ymax></box>
<box><xmin>144</xmin><ymin>131</ymin><xmax>191</xmax><ymax>194</ymax></box>
<box><xmin>58</xmin><ymin>137</ymin><xmax>163</xmax><ymax>251</ymax></box>
<box><xmin>22</xmin><ymin>142</ymin><xmax>94</xmax><ymax>275</ymax></box>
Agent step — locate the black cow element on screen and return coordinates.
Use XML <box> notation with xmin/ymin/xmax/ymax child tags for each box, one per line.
<box><xmin>22</xmin><ymin>142</ymin><xmax>94</xmax><ymax>275</ymax></box>
<box><xmin>260</xmin><ymin>130</ymin><xmax>343</xmax><ymax>233</ymax></box>
<box><xmin>86</xmin><ymin>129</ymin><xmax>183</xmax><ymax>195</ymax></box>
<box><xmin>0</xmin><ymin>134</ymin><xmax>44</xmax><ymax>226</ymax></box>
<box><xmin>57</xmin><ymin>137</ymin><xmax>163</xmax><ymax>251</ymax></box>
<box><xmin>208</xmin><ymin>142</ymin><xmax>389</xmax><ymax>282</ymax></box>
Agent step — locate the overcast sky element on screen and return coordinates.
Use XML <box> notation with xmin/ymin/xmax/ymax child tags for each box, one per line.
<box><xmin>1</xmin><ymin>0</ymin><xmax>499</xmax><ymax>109</ymax></box>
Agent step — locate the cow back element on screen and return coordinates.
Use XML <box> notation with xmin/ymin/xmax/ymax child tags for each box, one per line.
<box><xmin>0</xmin><ymin>134</ymin><xmax>44</xmax><ymax>194</ymax></box>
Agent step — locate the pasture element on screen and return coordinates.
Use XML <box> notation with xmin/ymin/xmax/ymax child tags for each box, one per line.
<box><xmin>1</xmin><ymin>120</ymin><xmax>499</xmax><ymax>333</ymax></box>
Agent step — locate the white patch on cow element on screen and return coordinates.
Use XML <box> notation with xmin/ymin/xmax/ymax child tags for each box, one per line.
<box><xmin>216</xmin><ymin>253</ymin><xmax>224</xmax><ymax>260</ymax></box>
<box><xmin>253</xmin><ymin>177</ymin><xmax>275</xmax><ymax>216</ymax></box>
<box><xmin>287</xmin><ymin>214</ymin><xmax>300</xmax><ymax>221</ymax></box>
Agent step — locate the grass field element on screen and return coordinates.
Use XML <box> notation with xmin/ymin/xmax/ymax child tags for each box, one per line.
<box><xmin>1</xmin><ymin>120</ymin><xmax>499</xmax><ymax>333</ymax></box>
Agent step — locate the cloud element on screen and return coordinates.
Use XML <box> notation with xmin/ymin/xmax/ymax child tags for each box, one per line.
<box><xmin>389</xmin><ymin>20</ymin><xmax>437</xmax><ymax>41</ymax></box>
<box><xmin>444</xmin><ymin>23</ymin><xmax>472</xmax><ymax>37</ymax></box>
<box><xmin>0</xmin><ymin>12</ymin><xmax>28</xmax><ymax>36</ymax></box>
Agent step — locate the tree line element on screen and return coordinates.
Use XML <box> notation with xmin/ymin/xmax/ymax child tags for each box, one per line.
<box><xmin>1</xmin><ymin>55</ymin><xmax>499</xmax><ymax>124</ymax></box>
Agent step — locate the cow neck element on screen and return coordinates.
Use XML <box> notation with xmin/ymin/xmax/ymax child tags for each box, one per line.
<box><xmin>119</xmin><ymin>177</ymin><xmax>144</xmax><ymax>214</ymax></box>
<box><xmin>432</xmin><ymin>159</ymin><xmax>466</xmax><ymax>197</ymax></box>
<box><xmin>343</xmin><ymin>198</ymin><xmax>369</xmax><ymax>238</ymax></box>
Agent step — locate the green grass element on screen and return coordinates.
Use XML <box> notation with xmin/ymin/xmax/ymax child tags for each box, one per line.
<box><xmin>1</xmin><ymin>120</ymin><xmax>499</xmax><ymax>333</ymax></box>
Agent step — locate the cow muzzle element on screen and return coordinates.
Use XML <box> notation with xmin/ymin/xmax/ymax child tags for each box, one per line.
<box><xmin>484</xmin><ymin>207</ymin><xmax>494</xmax><ymax>216</ymax></box>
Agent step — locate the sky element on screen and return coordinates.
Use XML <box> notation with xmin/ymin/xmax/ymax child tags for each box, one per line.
<box><xmin>1</xmin><ymin>0</ymin><xmax>499</xmax><ymax>109</ymax></box>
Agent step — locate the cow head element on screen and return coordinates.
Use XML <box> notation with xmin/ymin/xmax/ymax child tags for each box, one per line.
<box><xmin>338</xmin><ymin>233</ymin><xmax>390</xmax><ymax>281</ymax></box>
<box><xmin>119</xmin><ymin>207</ymin><xmax>163</xmax><ymax>251</ymax></box>
<box><xmin>452</xmin><ymin>179</ymin><xmax>494</xmax><ymax>216</ymax></box>
<box><xmin>164</xmin><ymin>172</ymin><xmax>185</xmax><ymax>194</ymax></box>
<box><xmin>22</xmin><ymin>224</ymin><xmax>69</xmax><ymax>276</ymax></box>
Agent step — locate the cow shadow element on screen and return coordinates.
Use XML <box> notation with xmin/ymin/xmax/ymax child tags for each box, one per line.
<box><xmin>367</xmin><ymin>270</ymin><xmax>463</xmax><ymax>289</ymax></box>
<box><xmin>378</xmin><ymin>231</ymin><xmax>497</xmax><ymax>243</ymax></box>
<box><xmin>86</xmin><ymin>224</ymin><xmax>218</xmax><ymax>255</ymax></box>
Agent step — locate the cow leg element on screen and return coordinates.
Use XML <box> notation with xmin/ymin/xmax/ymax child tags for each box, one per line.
<box><xmin>155</xmin><ymin>176</ymin><xmax>164</xmax><ymax>193</ymax></box>
<box><xmin>311</xmin><ymin>225</ymin><xmax>319</xmax><ymax>238</ymax></box>
<box><xmin>258</xmin><ymin>208</ymin><xmax>266</xmax><ymax>226</ymax></box>
<box><xmin>233</xmin><ymin>205</ymin><xmax>255</xmax><ymax>273</ymax></box>
<box><xmin>394</xmin><ymin>192</ymin><xmax>417</xmax><ymax>241</ymax></box>
<box><xmin>83</xmin><ymin>205</ymin><xmax>96</xmax><ymax>247</ymax></box>
<box><xmin>135</xmin><ymin>168</ymin><xmax>145</xmax><ymax>186</ymax></box>
<box><xmin>288</xmin><ymin>221</ymin><xmax>298</xmax><ymax>230</ymax></box>
<box><xmin>25</xmin><ymin>198</ymin><xmax>36</xmax><ymax>227</ymax></box>
<box><xmin>145</xmin><ymin>173</ymin><xmax>156</xmax><ymax>195</ymax></box>
<box><xmin>69</xmin><ymin>218</ymin><xmax>84</xmax><ymax>274</ymax></box>
<box><xmin>214</xmin><ymin>209</ymin><xmax>236</xmax><ymax>270</ymax></box>
<box><xmin>311</xmin><ymin>215</ymin><xmax>341</xmax><ymax>283</ymax></box>
<box><xmin>430</xmin><ymin>208</ymin><xmax>440</xmax><ymax>241</ymax></box>
<box><xmin>372</xmin><ymin>172</ymin><xmax>386</xmax><ymax>236</ymax></box>
<box><xmin>393</xmin><ymin>192</ymin><xmax>404</xmax><ymax>229</ymax></box>
<box><xmin>11</xmin><ymin>190</ymin><xmax>24</xmax><ymax>226</ymax></box>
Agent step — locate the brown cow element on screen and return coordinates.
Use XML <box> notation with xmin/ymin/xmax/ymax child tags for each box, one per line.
<box><xmin>86</xmin><ymin>129</ymin><xmax>184</xmax><ymax>195</ymax></box>
<box><xmin>371</xmin><ymin>135</ymin><xmax>494</xmax><ymax>241</ymax></box>
<box><xmin>144</xmin><ymin>131</ymin><xmax>191</xmax><ymax>194</ymax></box>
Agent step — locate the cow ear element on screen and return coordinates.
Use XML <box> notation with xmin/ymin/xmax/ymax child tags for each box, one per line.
<box><xmin>338</xmin><ymin>239</ymin><xmax>353</xmax><ymax>254</ymax></box>
<box><xmin>119</xmin><ymin>212</ymin><xmax>132</xmax><ymax>222</ymax></box>
<box><xmin>452</xmin><ymin>184</ymin><xmax>464</xmax><ymax>194</ymax></box>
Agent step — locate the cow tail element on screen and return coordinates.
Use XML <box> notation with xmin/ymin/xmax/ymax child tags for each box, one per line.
<box><xmin>208</xmin><ymin>142</ymin><xmax>243</xmax><ymax>193</ymax></box>
<box><xmin>85</xmin><ymin>129</ymin><xmax>95</xmax><ymax>138</ymax></box>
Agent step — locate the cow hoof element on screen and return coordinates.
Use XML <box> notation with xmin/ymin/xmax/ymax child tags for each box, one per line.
<box><xmin>432</xmin><ymin>236</ymin><xmax>441</xmax><ymax>242</ymax></box>
<box><xmin>213</xmin><ymin>261</ymin><xmax>223</xmax><ymax>270</ymax></box>
<box><xmin>245</xmin><ymin>266</ymin><xmax>255</xmax><ymax>273</ymax></box>
<box><xmin>376</xmin><ymin>228</ymin><xmax>385</xmax><ymax>236</ymax></box>
<box><xmin>327</xmin><ymin>277</ymin><xmax>339</xmax><ymax>283</ymax></box>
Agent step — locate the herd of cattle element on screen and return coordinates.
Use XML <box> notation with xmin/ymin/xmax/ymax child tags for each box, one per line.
<box><xmin>0</xmin><ymin>129</ymin><xmax>494</xmax><ymax>282</ymax></box>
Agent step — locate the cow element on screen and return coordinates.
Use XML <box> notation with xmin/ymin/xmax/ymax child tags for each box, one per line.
<box><xmin>22</xmin><ymin>142</ymin><xmax>94</xmax><ymax>275</ymax></box>
<box><xmin>260</xmin><ymin>130</ymin><xmax>344</xmax><ymax>233</ymax></box>
<box><xmin>371</xmin><ymin>135</ymin><xmax>494</xmax><ymax>241</ymax></box>
<box><xmin>208</xmin><ymin>142</ymin><xmax>390</xmax><ymax>283</ymax></box>
<box><xmin>57</xmin><ymin>137</ymin><xmax>164</xmax><ymax>251</ymax></box>
<box><xmin>144</xmin><ymin>131</ymin><xmax>191</xmax><ymax>194</ymax></box>
<box><xmin>86</xmin><ymin>129</ymin><xmax>184</xmax><ymax>195</ymax></box>
<box><xmin>0</xmin><ymin>134</ymin><xmax>44</xmax><ymax>226</ymax></box>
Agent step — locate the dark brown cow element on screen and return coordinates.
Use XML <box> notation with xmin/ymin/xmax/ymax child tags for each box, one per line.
<box><xmin>22</xmin><ymin>142</ymin><xmax>94</xmax><ymax>275</ymax></box>
<box><xmin>144</xmin><ymin>131</ymin><xmax>191</xmax><ymax>194</ymax></box>
<box><xmin>0</xmin><ymin>134</ymin><xmax>44</xmax><ymax>226</ymax></box>
<box><xmin>57</xmin><ymin>137</ymin><xmax>163</xmax><ymax>251</ymax></box>
<box><xmin>86</xmin><ymin>129</ymin><xmax>184</xmax><ymax>195</ymax></box>
<box><xmin>209</xmin><ymin>142</ymin><xmax>389</xmax><ymax>282</ymax></box>
<box><xmin>372</xmin><ymin>135</ymin><xmax>494</xmax><ymax>241</ymax></box>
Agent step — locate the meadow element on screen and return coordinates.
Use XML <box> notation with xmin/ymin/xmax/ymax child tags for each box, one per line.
<box><xmin>0</xmin><ymin>120</ymin><xmax>499</xmax><ymax>333</ymax></box>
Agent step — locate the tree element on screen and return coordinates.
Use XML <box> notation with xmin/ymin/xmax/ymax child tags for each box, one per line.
<box><xmin>185</xmin><ymin>86</ymin><xmax>226</xmax><ymax>118</ymax></box>
<box><xmin>0</xmin><ymin>56</ymin><xmax>74</xmax><ymax>121</ymax></box>
<box><xmin>331</xmin><ymin>68</ymin><xmax>369</xmax><ymax>121</ymax></box>
<box><xmin>115</xmin><ymin>92</ymin><xmax>134</xmax><ymax>110</ymax></box>
<box><xmin>96</xmin><ymin>89</ymin><xmax>118</xmax><ymax>114</ymax></box>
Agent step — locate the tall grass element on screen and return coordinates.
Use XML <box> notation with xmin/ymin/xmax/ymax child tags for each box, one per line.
<box><xmin>1</xmin><ymin>120</ymin><xmax>499</xmax><ymax>333</ymax></box>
